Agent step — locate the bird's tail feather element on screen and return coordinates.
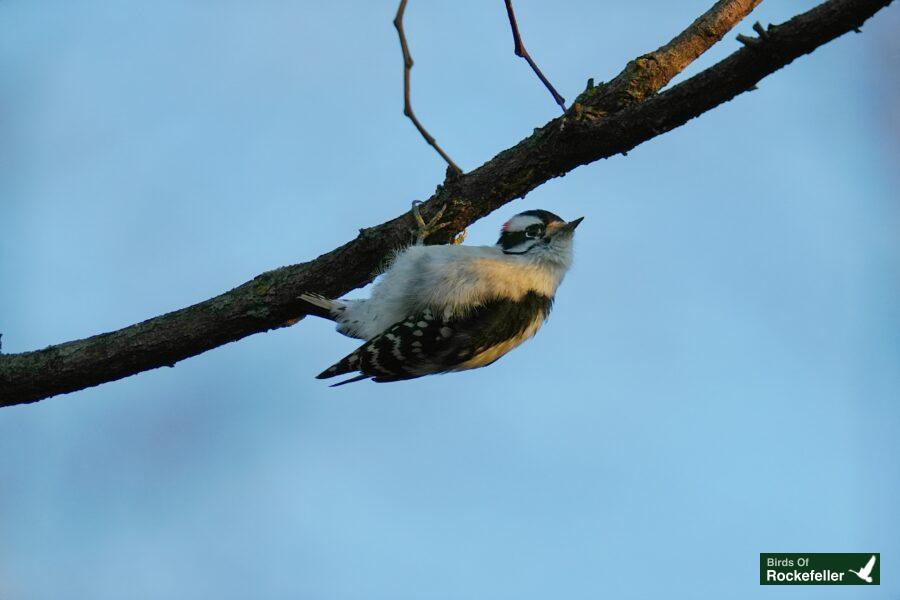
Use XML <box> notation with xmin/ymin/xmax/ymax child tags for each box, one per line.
<box><xmin>316</xmin><ymin>347</ymin><xmax>362</xmax><ymax>380</ymax></box>
<box><xmin>299</xmin><ymin>292</ymin><xmax>337</xmax><ymax>320</ymax></box>
<box><xmin>329</xmin><ymin>374</ymin><xmax>370</xmax><ymax>387</ymax></box>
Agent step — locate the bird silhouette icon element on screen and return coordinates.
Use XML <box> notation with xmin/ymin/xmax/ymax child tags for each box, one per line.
<box><xmin>848</xmin><ymin>555</ymin><xmax>877</xmax><ymax>583</ymax></box>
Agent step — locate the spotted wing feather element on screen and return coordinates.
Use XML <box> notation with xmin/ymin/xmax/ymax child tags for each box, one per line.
<box><xmin>317</xmin><ymin>292</ymin><xmax>553</xmax><ymax>385</ymax></box>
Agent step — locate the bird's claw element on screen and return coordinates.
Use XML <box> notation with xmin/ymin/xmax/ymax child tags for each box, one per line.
<box><xmin>411</xmin><ymin>200</ymin><xmax>450</xmax><ymax>245</ymax></box>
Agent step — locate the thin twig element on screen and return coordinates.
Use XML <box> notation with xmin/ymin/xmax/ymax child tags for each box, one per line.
<box><xmin>752</xmin><ymin>21</ymin><xmax>770</xmax><ymax>38</ymax></box>
<box><xmin>393</xmin><ymin>0</ymin><xmax>463</xmax><ymax>175</ymax></box>
<box><xmin>504</xmin><ymin>0</ymin><xmax>566</xmax><ymax>112</ymax></box>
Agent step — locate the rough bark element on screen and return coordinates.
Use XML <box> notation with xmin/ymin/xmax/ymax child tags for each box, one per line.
<box><xmin>0</xmin><ymin>0</ymin><xmax>892</xmax><ymax>407</ymax></box>
<box><xmin>575</xmin><ymin>0</ymin><xmax>764</xmax><ymax>116</ymax></box>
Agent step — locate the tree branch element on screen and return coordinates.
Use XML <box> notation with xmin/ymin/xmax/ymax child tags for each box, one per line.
<box><xmin>393</xmin><ymin>0</ymin><xmax>463</xmax><ymax>175</ymax></box>
<box><xmin>0</xmin><ymin>0</ymin><xmax>891</xmax><ymax>407</ymax></box>
<box><xmin>574</xmin><ymin>0</ymin><xmax>764</xmax><ymax>116</ymax></box>
<box><xmin>503</xmin><ymin>0</ymin><xmax>567</xmax><ymax>112</ymax></box>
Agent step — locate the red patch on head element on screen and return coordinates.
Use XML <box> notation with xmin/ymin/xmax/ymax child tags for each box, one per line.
<box><xmin>501</xmin><ymin>220</ymin><xmax>511</xmax><ymax>232</ymax></box>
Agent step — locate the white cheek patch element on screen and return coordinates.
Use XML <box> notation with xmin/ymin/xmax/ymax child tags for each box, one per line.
<box><xmin>503</xmin><ymin>239</ymin><xmax>539</xmax><ymax>255</ymax></box>
<box><xmin>502</xmin><ymin>214</ymin><xmax>544</xmax><ymax>233</ymax></box>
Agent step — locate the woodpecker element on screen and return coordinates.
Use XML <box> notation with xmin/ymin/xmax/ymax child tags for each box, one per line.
<box><xmin>300</xmin><ymin>202</ymin><xmax>583</xmax><ymax>386</ymax></box>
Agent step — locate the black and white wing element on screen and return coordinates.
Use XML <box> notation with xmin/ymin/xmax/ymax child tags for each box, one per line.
<box><xmin>317</xmin><ymin>292</ymin><xmax>553</xmax><ymax>386</ymax></box>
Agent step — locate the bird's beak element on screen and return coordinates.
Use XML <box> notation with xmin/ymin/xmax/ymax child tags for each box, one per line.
<box><xmin>558</xmin><ymin>216</ymin><xmax>584</xmax><ymax>234</ymax></box>
<box><xmin>566</xmin><ymin>216</ymin><xmax>585</xmax><ymax>231</ymax></box>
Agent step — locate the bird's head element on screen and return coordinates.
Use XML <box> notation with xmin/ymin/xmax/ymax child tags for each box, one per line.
<box><xmin>496</xmin><ymin>209</ymin><xmax>583</xmax><ymax>267</ymax></box>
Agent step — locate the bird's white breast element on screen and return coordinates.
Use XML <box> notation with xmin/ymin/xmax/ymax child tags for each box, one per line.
<box><xmin>386</xmin><ymin>244</ymin><xmax>562</xmax><ymax>307</ymax></box>
<box><xmin>341</xmin><ymin>243</ymin><xmax>568</xmax><ymax>340</ymax></box>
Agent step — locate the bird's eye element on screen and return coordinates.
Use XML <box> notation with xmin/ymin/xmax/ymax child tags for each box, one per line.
<box><xmin>524</xmin><ymin>224</ymin><xmax>544</xmax><ymax>238</ymax></box>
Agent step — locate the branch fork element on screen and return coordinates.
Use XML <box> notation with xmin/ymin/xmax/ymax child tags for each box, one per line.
<box><xmin>738</xmin><ymin>20</ymin><xmax>773</xmax><ymax>47</ymax></box>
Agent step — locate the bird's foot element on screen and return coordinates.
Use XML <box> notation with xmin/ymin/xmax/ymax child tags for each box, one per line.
<box><xmin>410</xmin><ymin>200</ymin><xmax>450</xmax><ymax>245</ymax></box>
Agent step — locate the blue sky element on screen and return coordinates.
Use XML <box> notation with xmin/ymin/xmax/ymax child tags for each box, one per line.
<box><xmin>1</xmin><ymin>1</ymin><xmax>898</xmax><ymax>598</ymax></box>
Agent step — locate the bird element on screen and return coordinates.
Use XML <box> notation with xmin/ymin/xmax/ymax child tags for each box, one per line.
<box><xmin>300</xmin><ymin>201</ymin><xmax>583</xmax><ymax>386</ymax></box>
<box><xmin>848</xmin><ymin>555</ymin><xmax>877</xmax><ymax>583</ymax></box>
